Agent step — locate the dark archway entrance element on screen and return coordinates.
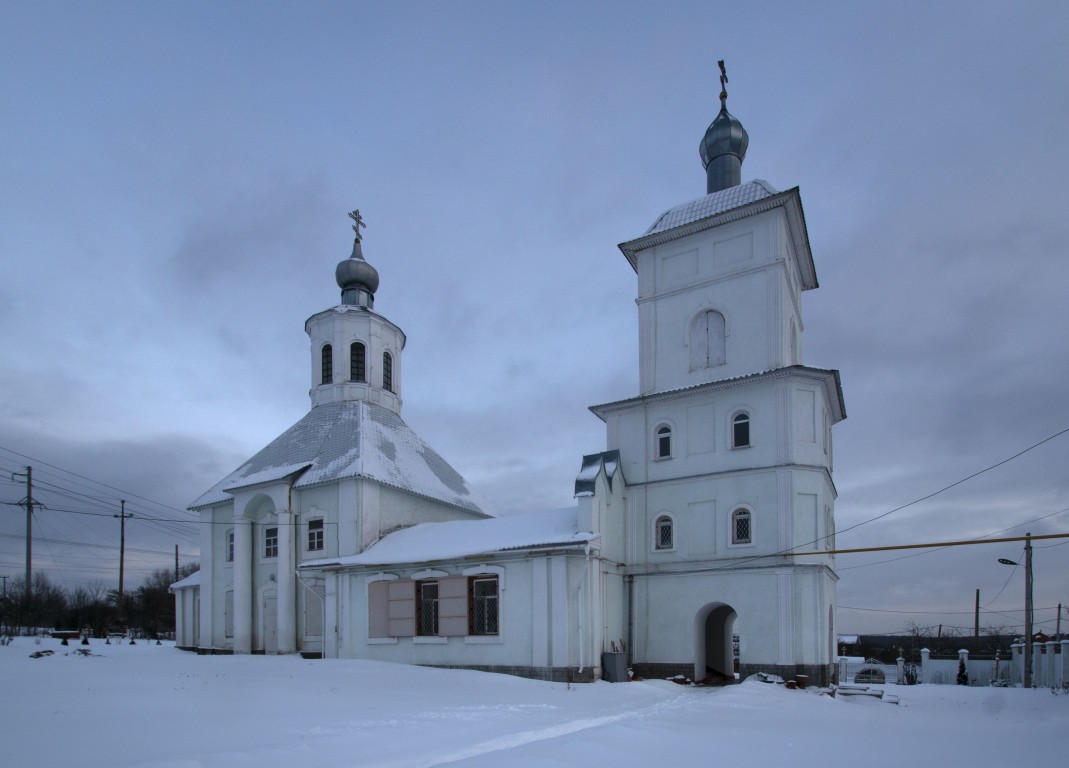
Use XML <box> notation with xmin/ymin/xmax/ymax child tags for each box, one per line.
<box><xmin>694</xmin><ymin>602</ymin><xmax>737</xmax><ymax>683</ymax></box>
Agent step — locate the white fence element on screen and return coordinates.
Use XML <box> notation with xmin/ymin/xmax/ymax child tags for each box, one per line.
<box><xmin>839</xmin><ymin>640</ymin><xmax>1067</xmax><ymax>688</ymax></box>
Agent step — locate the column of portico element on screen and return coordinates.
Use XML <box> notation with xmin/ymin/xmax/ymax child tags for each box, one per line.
<box><xmin>232</xmin><ymin>517</ymin><xmax>253</xmax><ymax>653</ymax></box>
<box><xmin>276</xmin><ymin>509</ymin><xmax>297</xmax><ymax>654</ymax></box>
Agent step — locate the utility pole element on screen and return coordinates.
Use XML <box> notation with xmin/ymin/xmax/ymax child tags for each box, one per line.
<box><xmin>115</xmin><ymin>500</ymin><xmax>132</xmax><ymax>623</ymax></box>
<box><xmin>1024</xmin><ymin>532</ymin><xmax>1033</xmax><ymax>688</ymax></box>
<box><xmin>175</xmin><ymin>545</ymin><xmax>179</xmax><ymax>583</ymax></box>
<box><xmin>10</xmin><ymin>466</ymin><xmax>34</xmax><ymax>605</ymax></box>
<box><xmin>1057</xmin><ymin>603</ymin><xmax>1063</xmax><ymax>641</ymax></box>
<box><xmin>974</xmin><ymin>588</ymin><xmax>980</xmax><ymax>640</ymax></box>
<box><xmin>25</xmin><ymin>466</ymin><xmax>32</xmax><ymax>603</ymax></box>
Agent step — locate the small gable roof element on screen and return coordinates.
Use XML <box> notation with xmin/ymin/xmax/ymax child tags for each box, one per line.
<box><xmin>169</xmin><ymin>570</ymin><xmax>200</xmax><ymax>592</ymax></box>
<box><xmin>188</xmin><ymin>400</ymin><xmax>491</xmax><ymax>516</ymax></box>
<box><xmin>574</xmin><ymin>450</ymin><xmax>621</xmax><ymax>497</ymax></box>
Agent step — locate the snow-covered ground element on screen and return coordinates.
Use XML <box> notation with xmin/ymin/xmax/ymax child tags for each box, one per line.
<box><xmin>3</xmin><ymin>637</ymin><xmax>1065</xmax><ymax>768</ymax></box>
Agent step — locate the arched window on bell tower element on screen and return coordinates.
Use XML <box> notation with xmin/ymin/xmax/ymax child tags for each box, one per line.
<box><xmin>655</xmin><ymin>424</ymin><xmax>673</xmax><ymax>459</ymax></box>
<box><xmin>689</xmin><ymin>309</ymin><xmax>726</xmax><ymax>370</ymax></box>
<box><xmin>732</xmin><ymin>412</ymin><xmax>750</xmax><ymax>448</ymax></box>
<box><xmin>350</xmin><ymin>342</ymin><xmax>366</xmax><ymax>382</ymax></box>
<box><xmin>321</xmin><ymin>344</ymin><xmax>333</xmax><ymax>385</ymax></box>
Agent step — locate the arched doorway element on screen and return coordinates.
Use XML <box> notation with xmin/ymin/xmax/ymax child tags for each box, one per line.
<box><xmin>694</xmin><ymin>602</ymin><xmax>737</xmax><ymax>682</ymax></box>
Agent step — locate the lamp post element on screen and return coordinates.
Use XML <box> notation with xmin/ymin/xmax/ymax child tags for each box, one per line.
<box><xmin>998</xmin><ymin>531</ymin><xmax>1033</xmax><ymax>688</ymax></box>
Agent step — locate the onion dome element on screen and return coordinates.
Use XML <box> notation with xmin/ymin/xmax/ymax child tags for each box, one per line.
<box><xmin>336</xmin><ymin>209</ymin><xmax>379</xmax><ymax>308</ymax></box>
<box><xmin>699</xmin><ymin>61</ymin><xmax>749</xmax><ymax>194</ymax></box>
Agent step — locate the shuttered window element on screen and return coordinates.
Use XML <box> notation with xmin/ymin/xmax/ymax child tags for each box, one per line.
<box><xmin>386</xmin><ymin>579</ymin><xmax>415</xmax><ymax>637</ymax></box>
<box><xmin>437</xmin><ymin>576</ymin><xmax>469</xmax><ymax>636</ymax></box>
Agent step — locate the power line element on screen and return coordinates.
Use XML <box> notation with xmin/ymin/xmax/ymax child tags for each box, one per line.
<box><xmin>796</xmin><ymin>531</ymin><xmax>1069</xmax><ymax>556</ymax></box>
<box><xmin>0</xmin><ymin>445</ymin><xmax>199</xmax><ymax>519</ymax></box>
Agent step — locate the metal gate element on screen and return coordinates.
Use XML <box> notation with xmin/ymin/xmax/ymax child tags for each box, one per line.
<box><xmin>845</xmin><ymin>657</ymin><xmax>898</xmax><ymax>685</ymax></box>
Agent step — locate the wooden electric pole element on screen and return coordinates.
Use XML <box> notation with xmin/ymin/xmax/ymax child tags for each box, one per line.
<box><xmin>115</xmin><ymin>500</ymin><xmax>132</xmax><ymax>623</ymax></box>
<box><xmin>10</xmin><ymin>466</ymin><xmax>35</xmax><ymax>606</ymax></box>
<box><xmin>24</xmin><ymin>466</ymin><xmax>32</xmax><ymax>604</ymax></box>
<box><xmin>1024</xmin><ymin>532</ymin><xmax>1033</xmax><ymax>688</ymax></box>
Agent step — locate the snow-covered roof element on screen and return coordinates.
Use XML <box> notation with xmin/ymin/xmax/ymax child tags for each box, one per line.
<box><xmin>643</xmin><ymin>179</ymin><xmax>778</xmax><ymax>238</ymax></box>
<box><xmin>169</xmin><ymin>570</ymin><xmax>200</xmax><ymax>591</ymax></box>
<box><xmin>302</xmin><ymin>506</ymin><xmax>593</xmax><ymax>568</ymax></box>
<box><xmin>590</xmin><ymin>365</ymin><xmax>846</xmax><ymax>423</ymax></box>
<box><xmin>188</xmin><ymin>400</ymin><xmax>491</xmax><ymax>516</ymax></box>
<box><xmin>617</xmin><ymin>180</ymin><xmax>817</xmax><ymax>290</ymax></box>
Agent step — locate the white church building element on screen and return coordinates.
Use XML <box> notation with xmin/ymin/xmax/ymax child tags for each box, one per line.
<box><xmin>173</xmin><ymin>71</ymin><xmax>845</xmax><ymax>685</ymax></box>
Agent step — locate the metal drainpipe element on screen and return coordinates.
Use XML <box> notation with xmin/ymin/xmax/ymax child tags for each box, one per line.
<box><xmin>626</xmin><ymin>574</ymin><xmax>634</xmax><ymax>666</ymax></box>
<box><xmin>578</xmin><ymin>545</ymin><xmax>591</xmax><ymax>674</ymax></box>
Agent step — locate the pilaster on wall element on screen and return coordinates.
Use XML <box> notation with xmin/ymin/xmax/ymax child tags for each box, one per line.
<box><xmin>232</xmin><ymin>517</ymin><xmax>253</xmax><ymax>654</ymax></box>
<box><xmin>532</xmin><ymin>558</ymin><xmax>549</xmax><ymax>667</ymax></box>
<box><xmin>276</xmin><ymin>509</ymin><xmax>297</xmax><ymax>654</ymax></box>
<box><xmin>199</xmin><ymin>508</ymin><xmax>215</xmax><ymax>648</ymax></box>
<box><xmin>777</xmin><ymin>570</ymin><xmax>794</xmax><ymax>666</ymax></box>
<box><xmin>550</xmin><ymin>556</ymin><xmax>570</xmax><ymax>668</ymax></box>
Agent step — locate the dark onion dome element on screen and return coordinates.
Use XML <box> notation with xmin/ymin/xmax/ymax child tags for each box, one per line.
<box><xmin>336</xmin><ymin>240</ymin><xmax>380</xmax><ymax>296</ymax></box>
<box><xmin>699</xmin><ymin>61</ymin><xmax>749</xmax><ymax>194</ymax></box>
<box><xmin>699</xmin><ymin>104</ymin><xmax>749</xmax><ymax>194</ymax></box>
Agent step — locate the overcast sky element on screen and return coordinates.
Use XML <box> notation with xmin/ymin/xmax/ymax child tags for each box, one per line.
<box><xmin>2</xmin><ymin>1</ymin><xmax>1067</xmax><ymax>636</ymax></box>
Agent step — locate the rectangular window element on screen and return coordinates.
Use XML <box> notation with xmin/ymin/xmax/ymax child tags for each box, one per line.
<box><xmin>469</xmin><ymin>576</ymin><xmax>499</xmax><ymax>636</ymax></box>
<box><xmin>733</xmin><ymin>511</ymin><xmax>751</xmax><ymax>545</ymax></box>
<box><xmin>307</xmin><ymin>518</ymin><xmax>324</xmax><ymax>551</ymax></box>
<box><xmin>417</xmin><ymin>581</ymin><xmax>439</xmax><ymax>636</ymax></box>
<box><xmin>656</xmin><ymin>517</ymin><xmax>673</xmax><ymax>549</ymax></box>
<box><xmin>264</xmin><ymin>526</ymin><xmax>278</xmax><ymax>558</ymax></box>
<box><xmin>226</xmin><ymin>529</ymin><xmax>234</xmax><ymax>562</ymax></box>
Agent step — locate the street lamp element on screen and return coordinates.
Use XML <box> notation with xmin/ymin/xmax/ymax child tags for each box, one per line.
<box><xmin>997</xmin><ymin>532</ymin><xmax>1033</xmax><ymax>688</ymax></box>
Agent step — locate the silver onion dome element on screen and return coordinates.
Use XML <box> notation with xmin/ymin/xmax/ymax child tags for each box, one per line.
<box><xmin>336</xmin><ymin>209</ymin><xmax>379</xmax><ymax>307</ymax></box>
<box><xmin>699</xmin><ymin>61</ymin><xmax>749</xmax><ymax>194</ymax></box>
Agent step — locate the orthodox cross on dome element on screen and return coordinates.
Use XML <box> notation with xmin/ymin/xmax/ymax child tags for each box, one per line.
<box><xmin>348</xmin><ymin>209</ymin><xmax>366</xmax><ymax>243</ymax></box>
<box><xmin>718</xmin><ymin>59</ymin><xmax>729</xmax><ymax>104</ymax></box>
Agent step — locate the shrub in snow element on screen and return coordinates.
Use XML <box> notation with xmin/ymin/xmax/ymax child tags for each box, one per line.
<box><xmin>956</xmin><ymin>659</ymin><xmax>969</xmax><ymax>686</ymax></box>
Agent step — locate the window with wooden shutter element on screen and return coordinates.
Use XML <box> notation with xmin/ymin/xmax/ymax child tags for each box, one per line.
<box><xmin>368</xmin><ymin>580</ymin><xmax>389</xmax><ymax>638</ymax></box>
<box><xmin>387</xmin><ymin>579</ymin><xmax>415</xmax><ymax>637</ymax></box>
<box><xmin>437</xmin><ymin>576</ymin><xmax>469</xmax><ymax>636</ymax></box>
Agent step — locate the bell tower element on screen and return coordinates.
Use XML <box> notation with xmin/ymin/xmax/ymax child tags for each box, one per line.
<box><xmin>305</xmin><ymin>210</ymin><xmax>406</xmax><ymax>412</ymax></box>
<box><xmin>592</xmin><ymin>63</ymin><xmax>845</xmax><ymax>685</ymax></box>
